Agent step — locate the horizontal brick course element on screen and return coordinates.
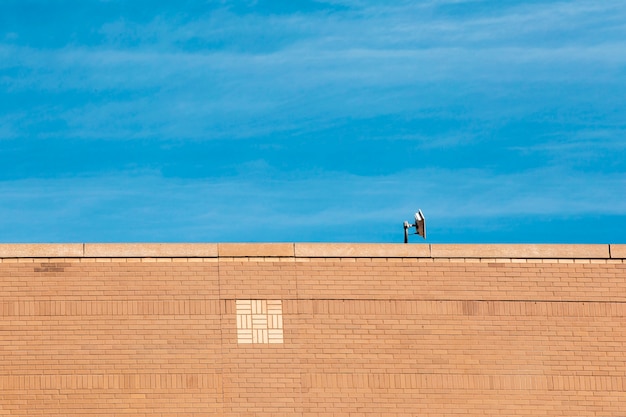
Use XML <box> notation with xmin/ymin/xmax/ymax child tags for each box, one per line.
<box><xmin>0</xmin><ymin>243</ymin><xmax>83</xmax><ymax>258</ymax></box>
<box><xmin>0</xmin><ymin>242</ymin><xmax>623</xmax><ymax>259</ymax></box>
<box><xmin>219</xmin><ymin>243</ymin><xmax>295</xmax><ymax>257</ymax></box>
<box><xmin>295</xmin><ymin>243</ymin><xmax>430</xmax><ymax>258</ymax></box>
<box><xmin>431</xmin><ymin>243</ymin><xmax>610</xmax><ymax>259</ymax></box>
<box><xmin>84</xmin><ymin>243</ymin><xmax>218</xmax><ymax>257</ymax></box>
<box><xmin>0</xmin><ymin>243</ymin><xmax>624</xmax><ymax>416</ymax></box>
<box><xmin>610</xmin><ymin>244</ymin><xmax>626</xmax><ymax>258</ymax></box>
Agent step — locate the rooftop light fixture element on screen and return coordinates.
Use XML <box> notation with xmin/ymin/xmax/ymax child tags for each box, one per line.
<box><xmin>403</xmin><ymin>209</ymin><xmax>426</xmax><ymax>243</ymax></box>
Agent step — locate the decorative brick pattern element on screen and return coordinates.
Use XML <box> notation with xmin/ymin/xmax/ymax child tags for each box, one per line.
<box><xmin>236</xmin><ymin>299</ymin><xmax>283</xmax><ymax>344</ymax></box>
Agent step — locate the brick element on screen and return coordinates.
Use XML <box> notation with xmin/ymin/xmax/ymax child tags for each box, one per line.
<box><xmin>0</xmin><ymin>242</ymin><xmax>623</xmax><ymax>416</ymax></box>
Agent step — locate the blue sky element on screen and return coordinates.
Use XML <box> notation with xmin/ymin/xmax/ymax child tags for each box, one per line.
<box><xmin>1</xmin><ymin>0</ymin><xmax>625</xmax><ymax>243</ymax></box>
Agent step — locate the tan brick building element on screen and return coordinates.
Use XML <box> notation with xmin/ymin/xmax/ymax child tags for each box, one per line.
<box><xmin>1</xmin><ymin>243</ymin><xmax>625</xmax><ymax>416</ymax></box>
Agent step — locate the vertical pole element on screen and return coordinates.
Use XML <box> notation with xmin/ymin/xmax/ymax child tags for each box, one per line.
<box><xmin>403</xmin><ymin>221</ymin><xmax>409</xmax><ymax>243</ymax></box>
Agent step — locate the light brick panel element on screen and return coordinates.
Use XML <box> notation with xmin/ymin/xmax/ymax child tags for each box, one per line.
<box><xmin>0</xmin><ymin>244</ymin><xmax>624</xmax><ymax>416</ymax></box>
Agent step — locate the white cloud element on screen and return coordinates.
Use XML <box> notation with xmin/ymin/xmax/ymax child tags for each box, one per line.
<box><xmin>0</xmin><ymin>166</ymin><xmax>624</xmax><ymax>242</ymax></box>
<box><xmin>3</xmin><ymin>36</ymin><xmax>624</xmax><ymax>142</ymax></box>
<box><xmin>0</xmin><ymin>0</ymin><xmax>624</xmax><ymax>245</ymax></box>
<box><xmin>2</xmin><ymin>1</ymin><xmax>625</xmax><ymax>142</ymax></box>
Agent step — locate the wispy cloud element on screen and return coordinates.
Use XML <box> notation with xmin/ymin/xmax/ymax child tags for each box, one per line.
<box><xmin>1</xmin><ymin>165</ymin><xmax>624</xmax><ymax>242</ymax></box>
<box><xmin>3</xmin><ymin>41</ymin><xmax>624</xmax><ymax>142</ymax></box>
<box><xmin>1</xmin><ymin>1</ymin><xmax>625</xmax><ymax>242</ymax></box>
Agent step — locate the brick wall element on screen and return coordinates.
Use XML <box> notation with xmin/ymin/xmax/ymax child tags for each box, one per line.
<box><xmin>0</xmin><ymin>243</ymin><xmax>625</xmax><ymax>416</ymax></box>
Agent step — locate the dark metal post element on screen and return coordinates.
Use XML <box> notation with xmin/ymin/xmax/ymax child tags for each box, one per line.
<box><xmin>403</xmin><ymin>221</ymin><xmax>409</xmax><ymax>244</ymax></box>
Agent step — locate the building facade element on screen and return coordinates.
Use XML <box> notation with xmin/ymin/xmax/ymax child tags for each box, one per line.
<box><xmin>1</xmin><ymin>243</ymin><xmax>625</xmax><ymax>416</ymax></box>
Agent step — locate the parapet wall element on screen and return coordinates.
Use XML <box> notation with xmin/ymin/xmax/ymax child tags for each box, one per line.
<box><xmin>1</xmin><ymin>244</ymin><xmax>625</xmax><ymax>416</ymax></box>
<box><xmin>1</xmin><ymin>242</ymin><xmax>624</xmax><ymax>258</ymax></box>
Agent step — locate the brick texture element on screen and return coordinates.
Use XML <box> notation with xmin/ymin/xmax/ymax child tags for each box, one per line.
<box><xmin>0</xmin><ymin>244</ymin><xmax>624</xmax><ymax>416</ymax></box>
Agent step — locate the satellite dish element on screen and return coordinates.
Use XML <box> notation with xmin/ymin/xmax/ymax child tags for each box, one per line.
<box><xmin>404</xmin><ymin>209</ymin><xmax>426</xmax><ymax>243</ymax></box>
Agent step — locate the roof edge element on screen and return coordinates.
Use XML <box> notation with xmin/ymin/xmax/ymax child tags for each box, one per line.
<box><xmin>0</xmin><ymin>243</ymin><xmax>621</xmax><ymax>259</ymax></box>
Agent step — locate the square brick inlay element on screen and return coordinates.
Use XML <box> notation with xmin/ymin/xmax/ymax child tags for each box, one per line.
<box><xmin>236</xmin><ymin>299</ymin><xmax>283</xmax><ymax>344</ymax></box>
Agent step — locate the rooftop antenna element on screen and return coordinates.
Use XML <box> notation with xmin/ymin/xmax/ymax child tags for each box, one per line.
<box><xmin>404</xmin><ymin>209</ymin><xmax>426</xmax><ymax>243</ymax></box>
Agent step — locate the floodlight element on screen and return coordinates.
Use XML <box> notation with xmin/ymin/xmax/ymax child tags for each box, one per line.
<box><xmin>403</xmin><ymin>209</ymin><xmax>426</xmax><ymax>243</ymax></box>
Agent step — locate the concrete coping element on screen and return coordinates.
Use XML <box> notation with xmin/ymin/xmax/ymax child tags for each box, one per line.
<box><xmin>0</xmin><ymin>243</ymin><xmax>622</xmax><ymax>259</ymax></box>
